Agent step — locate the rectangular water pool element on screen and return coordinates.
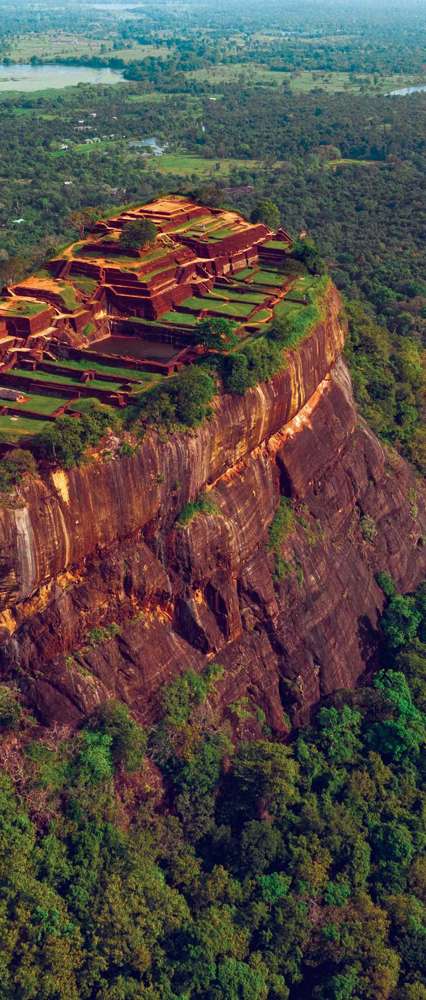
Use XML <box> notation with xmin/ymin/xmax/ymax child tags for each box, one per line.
<box><xmin>90</xmin><ymin>336</ymin><xmax>182</xmax><ymax>361</ymax></box>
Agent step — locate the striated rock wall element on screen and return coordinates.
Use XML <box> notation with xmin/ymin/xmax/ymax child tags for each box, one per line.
<box><xmin>0</xmin><ymin>283</ymin><xmax>424</xmax><ymax>728</ymax></box>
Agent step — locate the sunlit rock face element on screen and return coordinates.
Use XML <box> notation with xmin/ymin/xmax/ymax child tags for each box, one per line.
<box><xmin>0</xmin><ymin>283</ymin><xmax>424</xmax><ymax>729</ymax></box>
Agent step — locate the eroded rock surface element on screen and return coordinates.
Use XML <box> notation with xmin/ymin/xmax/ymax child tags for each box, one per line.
<box><xmin>0</xmin><ymin>284</ymin><xmax>424</xmax><ymax>729</ymax></box>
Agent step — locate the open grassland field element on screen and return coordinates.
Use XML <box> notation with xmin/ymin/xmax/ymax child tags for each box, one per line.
<box><xmin>186</xmin><ymin>65</ymin><xmax>424</xmax><ymax>94</ymax></box>
<box><xmin>8</xmin><ymin>33</ymin><xmax>110</xmax><ymax>62</ymax></box>
<box><xmin>109</xmin><ymin>44</ymin><xmax>172</xmax><ymax>64</ymax></box>
<box><xmin>50</xmin><ymin>150</ymin><xmax>270</xmax><ymax>178</ymax></box>
<box><xmin>150</xmin><ymin>154</ymin><xmax>266</xmax><ymax>176</ymax></box>
<box><xmin>186</xmin><ymin>64</ymin><xmax>290</xmax><ymax>86</ymax></box>
<box><xmin>125</xmin><ymin>92</ymin><xmax>177</xmax><ymax>104</ymax></box>
<box><xmin>7</xmin><ymin>34</ymin><xmax>173</xmax><ymax>65</ymax></box>
<box><xmin>287</xmin><ymin>70</ymin><xmax>424</xmax><ymax>94</ymax></box>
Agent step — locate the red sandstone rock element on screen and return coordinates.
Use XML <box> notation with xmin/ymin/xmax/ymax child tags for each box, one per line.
<box><xmin>0</xmin><ymin>285</ymin><xmax>424</xmax><ymax>728</ymax></box>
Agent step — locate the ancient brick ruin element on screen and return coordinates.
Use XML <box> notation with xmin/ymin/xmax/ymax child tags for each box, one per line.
<box><xmin>0</xmin><ymin>196</ymin><xmax>293</xmax><ymax>444</ymax></box>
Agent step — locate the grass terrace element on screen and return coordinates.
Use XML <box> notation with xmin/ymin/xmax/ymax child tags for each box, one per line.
<box><xmin>10</xmin><ymin>393</ymin><xmax>69</xmax><ymax>415</ymax></box>
<box><xmin>71</xmin><ymin>276</ymin><xmax>98</xmax><ymax>296</ymax></box>
<box><xmin>12</xmin><ymin>368</ymin><xmax>128</xmax><ymax>393</ymax></box>
<box><xmin>0</xmin><ymin>299</ymin><xmax>49</xmax><ymax>317</ymax></box>
<box><xmin>161</xmin><ymin>311</ymin><xmax>200</xmax><ymax>327</ymax></box>
<box><xmin>262</xmin><ymin>240</ymin><xmax>292</xmax><ymax>250</ymax></box>
<box><xmin>204</xmin><ymin>227</ymin><xmax>238</xmax><ymax>241</ymax></box>
<box><xmin>0</xmin><ymin>414</ymin><xmax>49</xmax><ymax>442</ymax></box>
<box><xmin>180</xmin><ymin>295</ymin><xmax>255</xmax><ymax>319</ymax></box>
<box><xmin>273</xmin><ymin>275</ymin><xmax>331</xmax><ymax>346</ymax></box>
<box><xmin>42</xmin><ymin>358</ymin><xmax>163</xmax><ymax>384</ymax></box>
<box><xmin>55</xmin><ymin>282</ymin><xmax>80</xmax><ymax>313</ymax></box>
<box><xmin>249</xmin><ymin>309</ymin><xmax>272</xmax><ymax>323</ymax></box>
<box><xmin>74</xmin><ymin>248</ymin><xmax>140</xmax><ymax>266</ymax></box>
<box><xmin>168</xmin><ymin>214</ymin><xmax>214</xmax><ymax>234</ymax></box>
<box><xmin>210</xmin><ymin>287</ymin><xmax>270</xmax><ymax>303</ymax></box>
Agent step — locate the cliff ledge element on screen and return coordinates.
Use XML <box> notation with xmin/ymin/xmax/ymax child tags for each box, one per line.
<box><xmin>0</xmin><ymin>283</ymin><xmax>424</xmax><ymax>729</ymax></box>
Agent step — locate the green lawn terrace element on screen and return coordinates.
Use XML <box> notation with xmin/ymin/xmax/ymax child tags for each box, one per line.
<box><xmin>159</xmin><ymin>264</ymin><xmax>293</xmax><ymax>335</ymax></box>
<box><xmin>0</xmin><ymin>352</ymin><xmax>166</xmax><ymax>445</ymax></box>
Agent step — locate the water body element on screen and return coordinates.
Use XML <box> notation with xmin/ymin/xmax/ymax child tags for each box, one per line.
<box><xmin>89</xmin><ymin>2</ymin><xmax>144</xmax><ymax>9</ymax></box>
<box><xmin>387</xmin><ymin>84</ymin><xmax>426</xmax><ymax>95</ymax></box>
<box><xmin>91</xmin><ymin>336</ymin><xmax>182</xmax><ymax>361</ymax></box>
<box><xmin>88</xmin><ymin>2</ymin><xmax>145</xmax><ymax>16</ymax></box>
<box><xmin>0</xmin><ymin>63</ymin><xmax>124</xmax><ymax>92</ymax></box>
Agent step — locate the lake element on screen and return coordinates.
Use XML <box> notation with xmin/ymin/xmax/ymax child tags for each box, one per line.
<box><xmin>0</xmin><ymin>63</ymin><xmax>124</xmax><ymax>92</ymax></box>
<box><xmin>89</xmin><ymin>2</ymin><xmax>144</xmax><ymax>9</ymax></box>
<box><xmin>387</xmin><ymin>84</ymin><xmax>426</xmax><ymax>96</ymax></box>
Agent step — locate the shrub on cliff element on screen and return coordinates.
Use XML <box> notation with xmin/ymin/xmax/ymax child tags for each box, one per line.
<box><xmin>196</xmin><ymin>316</ymin><xmax>238</xmax><ymax>352</ymax></box>
<box><xmin>0</xmin><ymin>448</ymin><xmax>37</xmax><ymax>493</ymax></box>
<box><xmin>221</xmin><ymin>338</ymin><xmax>283</xmax><ymax>394</ymax></box>
<box><xmin>222</xmin><ymin>352</ymin><xmax>252</xmax><ymax>394</ymax></box>
<box><xmin>381</xmin><ymin>594</ymin><xmax>422</xmax><ymax>651</ymax></box>
<box><xmin>172</xmin><ymin>365</ymin><xmax>216</xmax><ymax>425</ymax></box>
<box><xmin>177</xmin><ymin>492</ymin><xmax>219</xmax><ymax>526</ymax></box>
<box><xmin>34</xmin><ymin>404</ymin><xmax>118</xmax><ymax>467</ymax></box>
<box><xmin>269</xmin><ymin>307</ymin><xmax>318</xmax><ymax>348</ymax></box>
<box><xmin>291</xmin><ymin>236</ymin><xmax>327</xmax><ymax>275</ymax></box>
<box><xmin>139</xmin><ymin>365</ymin><xmax>216</xmax><ymax>428</ymax></box>
<box><xmin>0</xmin><ymin>685</ymin><xmax>22</xmax><ymax>730</ymax></box>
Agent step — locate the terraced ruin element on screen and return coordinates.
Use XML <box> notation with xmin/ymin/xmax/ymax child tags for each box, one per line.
<box><xmin>0</xmin><ymin>195</ymin><xmax>298</xmax><ymax>444</ymax></box>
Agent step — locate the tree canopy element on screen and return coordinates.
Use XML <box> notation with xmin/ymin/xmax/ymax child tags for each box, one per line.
<box><xmin>0</xmin><ymin>581</ymin><xmax>424</xmax><ymax>997</ymax></box>
<box><xmin>120</xmin><ymin>219</ymin><xmax>157</xmax><ymax>251</ymax></box>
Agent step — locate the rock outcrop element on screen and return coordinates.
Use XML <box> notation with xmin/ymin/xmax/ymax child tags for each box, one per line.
<box><xmin>0</xmin><ymin>283</ymin><xmax>424</xmax><ymax>729</ymax></box>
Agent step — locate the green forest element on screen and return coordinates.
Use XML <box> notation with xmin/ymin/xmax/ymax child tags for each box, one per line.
<box><xmin>0</xmin><ymin>578</ymin><xmax>425</xmax><ymax>999</ymax></box>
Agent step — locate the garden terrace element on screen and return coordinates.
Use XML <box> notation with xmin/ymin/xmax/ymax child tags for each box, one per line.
<box><xmin>0</xmin><ymin>196</ymin><xmax>301</xmax><ymax>443</ymax></box>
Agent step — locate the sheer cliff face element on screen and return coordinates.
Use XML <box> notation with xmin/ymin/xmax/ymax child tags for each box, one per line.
<box><xmin>0</xmin><ymin>284</ymin><xmax>425</xmax><ymax>729</ymax></box>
